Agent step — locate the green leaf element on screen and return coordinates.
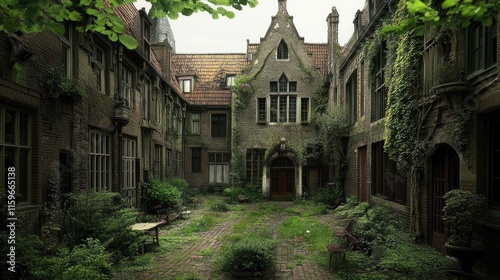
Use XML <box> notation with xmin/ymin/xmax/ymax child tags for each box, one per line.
<box><xmin>119</xmin><ymin>34</ymin><xmax>138</xmax><ymax>50</ymax></box>
<box><xmin>442</xmin><ymin>0</ymin><xmax>458</xmax><ymax>9</ymax></box>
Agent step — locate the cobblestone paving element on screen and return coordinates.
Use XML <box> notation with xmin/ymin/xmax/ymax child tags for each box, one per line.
<box><xmin>141</xmin><ymin>201</ymin><xmax>340</xmax><ymax>280</ymax></box>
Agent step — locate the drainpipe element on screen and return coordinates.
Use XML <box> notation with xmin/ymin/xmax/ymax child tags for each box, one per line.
<box><xmin>181</xmin><ymin>105</ymin><xmax>186</xmax><ymax>179</ymax></box>
<box><xmin>115</xmin><ymin>44</ymin><xmax>124</xmax><ymax>194</ymax></box>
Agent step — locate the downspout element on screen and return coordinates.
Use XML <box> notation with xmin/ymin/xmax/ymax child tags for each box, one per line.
<box><xmin>181</xmin><ymin>105</ymin><xmax>186</xmax><ymax>179</ymax></box>
<box><xmin>117</xmin><ymin>44</ymin><xmax>124</xmax><ymax>194</ymax></box>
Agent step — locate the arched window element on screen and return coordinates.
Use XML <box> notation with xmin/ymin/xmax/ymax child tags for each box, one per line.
<box><xmin>277</xmin><ymin>40</ymin><xmax>288</xmax><ymax>60</ymax></box>
<box><xmin>279</xmin><ymin>74</ymin><xmax>288</xmax><ymax>92</ymax></box>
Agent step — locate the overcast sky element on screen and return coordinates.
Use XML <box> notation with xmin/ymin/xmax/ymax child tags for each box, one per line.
<box><xmin>133</xmin><ymin>0</ymin><xmax>366</xmax><ymax>53</ymax></box>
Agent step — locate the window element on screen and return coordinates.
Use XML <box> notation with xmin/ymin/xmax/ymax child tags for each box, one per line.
<box><xmin>174</xmin><ymin>151</ymin><xmax>182</xmax><ymax>177</ymax></box>
<box><xmin>1</xmin><ymin>106</ymin><xmax>31</xmax><ymax>203</ymax></box>
<box><xmin>179</xmin><ymin>78</ymin><xmax>192</xmax><ymax>93</ymax></box>
<box><xmin>121</xmin><ymin>66</ymin><xmax>133</xmax><ymax>107</ymax></box>
<box><xmin>211</xmin><ymin>114</ymin><xmax>227</xmax><ymax>137</ymax></box>
<box><xmin>122</xmin><ymin>138</ymin><xmax>136</xmax><ymax>194</ymax></box>
<box><xmin>346</xmin><ymin>70</ymin><xmax>358</xmax><ymax>123</ymax></box>
<box><xmin>270</xmin><ymin>96</ymin><xmax>297</xmax><ymax>123</ymax></box>
<box><xmin>360</xmin><ymin>60</ymin><xmax>365</xmax><ymax>116</ymax></box>
<box><xmin>167</xmin><ymin>148</ymin><xmax>172</xmax><ymax>173</ymax></box>
<box><xmin>372</xmin><ymin>43</ymin><xmax>386</xmax><ymax>121</ymax></box>
<box><xmin>153</xmin><ymin>144</ymin><xmax>162</xmax><ymax>179</ymax></box>
<box><xmin>89</xmin><ymin>130</ymin><xmax>111</xmax><ymax>191</ymax></box>
<box><xmin>226</xmin><ymin>75</ymin><xmax>236</xmax><ymax>88</ymax></box>
<box><xmin>143</xmin><ymin>78</ymin><xmax>151</xmax><ymax>120</ymax></box>
<box><xmin>155</xmin><ymin>89</ymin><xmax>162</xmax><ymax>124</ymax></box>
<box><xmin>300</xmin><ymin>98</ymin><xmax>309</xmax><ymax>123</ymax></box>
<box><xmin>257</xmin><ymin>98</ymin><xmax>267</xmax><ymax>122</ymax></box>
<box><xmin>142</xmin><ymin>18</ymin><xmax>151</xmax><ymax>60</ymax></box>
<box><xmin>246</xmin><ymin>149</ymin><xmax>265</xmax><ymax>186</ymax></box>
<box><xmin>61</xmin><ymin>24</ymin><xmax>72</xmax><ymax>78</ymax></box>
<box><xmin>191</xmin><ymin>113</ymin><xmax>200</xmax><ymax>135</ymax></box>
<box><xmin>372</xmin><ymin>141</ymin><xmax>407</xmax><ymax>204</ymax></box>
<box><xmin>209</xmin><ymin>153</ymin><xmax>230</xmax><ymax>183</ymax></box>
<box><xmin>268</xmin><ymin>74</ymin><xmax>298</xmax><ymax>124</ymax></box>
<box><xmin>277</xmin><ymin>39</ymin><xmax>288</xmax><ymax>60</ymax></box>
<box><xmin>490</xmin><ymin>118</ymin><xmax>500</xmax><ymax>209</ymax></box>
<box><xmin>95</xmin><ymin>45</ymin><xmax>106</xmax><ymax>93</ymax></box>
<box><xmin>467</xmin><ymin>21</ymin><xmax>497</xmax><ymax>76</ymax></box>
<box><xmin>192</xmin><ymin>148</ymin><xmax>202</xmax><ymax>173</ymax></box>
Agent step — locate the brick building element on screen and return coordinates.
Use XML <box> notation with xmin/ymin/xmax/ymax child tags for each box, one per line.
<box><xmin>0</xmin><ymin>3</ymin><xmax>186</xmax><ymax>234</ymax></box>
<box><xmin>332</xmin><ymin>0</ymin><xmax>500</xmax><ymax>267</ymax></box>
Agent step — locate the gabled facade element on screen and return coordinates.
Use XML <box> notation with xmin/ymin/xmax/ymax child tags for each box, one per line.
<box><xmin>332</xmin><ymin>0</ymin><xmax>500</xmax><ymax>267</ymax></box>
<box><xmin>233</xmin><ymin>0</ymin><xmax>328</xmax><ymax>199</ymax></box>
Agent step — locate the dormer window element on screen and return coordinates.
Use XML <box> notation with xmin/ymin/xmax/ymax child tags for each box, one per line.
<box><xmin>178</xmin><ymin>77</ymin><xmax>193</xmax><ymax>93</ymax></box>
<box><xmin>277</xmin><ymin>40</ymin><xmax>288</xmax><ymax>60</ymax></box>
<box><xmin>226</xmin><ymin>75</ymin><xmax>236</xmax><ymax>88</ymax></box>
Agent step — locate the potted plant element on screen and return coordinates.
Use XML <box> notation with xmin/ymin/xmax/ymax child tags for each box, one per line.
<box><xmin>442</xmin><ymin>189</ymin><xmax>487</xmax><ymax>274</ymax></box>
<box><xmin>431</xmin><ymin>60</ymin><xmax>469</xmax><ymax>110</ymax></box>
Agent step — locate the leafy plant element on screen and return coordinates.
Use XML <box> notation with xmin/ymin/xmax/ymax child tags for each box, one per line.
<box><xmin>218</xmin><ymin>235</ymin><xmax>276</xmax><ymax>273</ymax></box>
<box><xmin>443</xmin><ymin>189</ymin><xmax>487</xmax><ymax>246</ymax></box>
<box><xmin>61</xmin><ymin>191</ymin><xmax>143</xmax><ymax>261</ymax></box>
<box><xmin>17</xmin><ymin>236</ymin><xmax>112</xmax><ymax>280</ymax></box>
<box><xmin>433</xmin><ymin>60</ymin><xmax>466</xmax><ymax>85</ymax></box>
<box><xmin>143</xmin><ymin>179</ymin><xmax>183</xmax><ymax>209</ymax></box>
<box><xmin>313</xmin><ymin>185</ymin><xmax>343</xmax><ymax>206</ymax></box>
<box><xmin>44</xmin><ymin>68</ymin><xmax>84</xmax><ymax>101</ymax></box>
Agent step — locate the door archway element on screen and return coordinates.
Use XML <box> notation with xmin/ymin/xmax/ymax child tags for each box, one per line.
<box><xmin>431</xmin><ymin>145</ymin><xmax>460</xmax><ymax>253</ymax></box>
<box><xmin>270</xmin><ymin>156</ymin><xmax>295</xmax><ymax>200</ymax></box>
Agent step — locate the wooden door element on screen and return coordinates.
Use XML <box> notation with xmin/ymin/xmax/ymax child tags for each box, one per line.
<box><xmin>270</xmin><ymin>157</ymin><xmax>295</xmax><ymax>200</ymax></box>
<box><xmin>432</xmin><ymin>146</ymin><xmax>459</xmax><ymax>252</ymax></box>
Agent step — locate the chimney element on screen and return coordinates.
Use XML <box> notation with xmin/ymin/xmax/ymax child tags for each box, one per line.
<box><xmin>327</xmin><ymin>7</ymin><xmax>339</xmax><ymax>71</ymax></box>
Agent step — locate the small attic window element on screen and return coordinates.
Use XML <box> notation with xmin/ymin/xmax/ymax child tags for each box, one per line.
<box><xmin>277</xmin><ymin>40</ymin><xmax>288</xmax><ymax>60</ymax></box>
<box><xmin>226</xmin><ymin>75</ymin><xmax>236</xmax><ymax>88</ymax></box>
<box><xmin>178</xmin><ymin>77</ymin><xmax>193</xmax><ymax>93</ymax></box>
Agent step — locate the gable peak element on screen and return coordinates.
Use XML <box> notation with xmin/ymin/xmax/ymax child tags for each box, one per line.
<box><xmin>278</xmin><ymin>0</ymin><xmax>288</xmax><ymax>15</ymax></box>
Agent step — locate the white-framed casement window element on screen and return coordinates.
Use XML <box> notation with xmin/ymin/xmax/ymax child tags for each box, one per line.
<box><xmin>143</xmin><ymin>78</ymin><xmax>151</xmax><ymax>120</ymax></box>
<box><xmin>209</xmin><ymin>153</ymin><xmax>230</xmax><ymax>183</ymax></box>
<box><xmin>122</xmin><ymin>138</ymin><xmax>136</xmax><ymax>192</ymax></box>
<box><xmin>89</xmin><ymin>130</ymin><xmax>111</xmax><ymax>191</ymax></box>
<box><xmin>153</xmin><ymin>144</ymin><xmax>162</xmax><ymax>179</ymax></box>
<box><xmin>95</xmin><ymin>44</ymin><xmax>106</xmax><ymax>93</ymax></box>
<box><xmin>257</xmin><ymin>98</ymin><xmax>266</xmax><ymax>123</ymax></box>
<box><xmin>121</xmin><ymin>66</ymin><xmax>133</xmax><ymax>108</ymax></box>
<box><xmin>178</xmin><ymin>78</ymin><xmax>193</xmax><ymax>93</ymax></box>
<box><xmin>155</xmin><ymin>89</ymin><xmax>162</xmax><ymax>124</ymax></box>
<box><xmin>211</xmin><ymin>114</ymin><xmax>227</xmax><ymax>137</ymax></box>
<box><xmin>191</xmin><ymin>113</ymin><xmax>200</xmax><ymax>135</ymax></box>
<box><xmin>61</xmin><ymin>23</ymin><xmax>73</xmax><ymax>78</ymax></box>
<box><xmin>246</xmin><ymin>149</ymin><xmax>265</xmax><ymax>186</ymax></box>
<box><xmin>226</xmin><ymin>75</ymin><xmax>236</xmax><ymax>88</ymax></box>
<box><xmin>1</xmin><ymin>106</ymin><xmax>32</xmax><ymax>203</ymax></box>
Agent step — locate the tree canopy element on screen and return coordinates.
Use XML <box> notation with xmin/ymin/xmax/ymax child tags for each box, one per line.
<box><xmin>0</xmin><ymin>0</ymin><xmax>258</xmax><ymax>49</ymax></box>
<box><xmin>382</xmin><ymin>0</ymin><xmax>500</xmax><ymax>34</ymax></box>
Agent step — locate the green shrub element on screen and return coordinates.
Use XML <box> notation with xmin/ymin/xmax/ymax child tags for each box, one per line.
<box><xmin>169</xmin><ymin>177</ymin><xmax>194</xmax><ymax>205</ymax></box>
<box><xmin>144</xmin><ymin>179</ymin><xmax>182</xmax><ymax>209</ymax></box>
<box><xmin>18</xmin><ymin>236</ymin><xmax>112</xmax><ymax>280</ymax></box>
<box><xmin>313</xmin><ymin>185</ymin><xmax>343</xmax><ymax>205</ymax></box>
<box><xmin>61</xmin><ymin>191</ymin><xmax>143</xmax><ymax>261</ymax></box>
<box><xmin>218</xmin><ymin>235</ymin><xmax>276</xmax><ymax>273</ymax></box>
<box><xmin>210</xmin><ymin>200</ymin><xmax>230</xmax><ymax>212</ymax></box>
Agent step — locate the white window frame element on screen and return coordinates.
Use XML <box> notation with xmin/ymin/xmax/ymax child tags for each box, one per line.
<box><xmin>121</xmin><ymin>66</ymin><xmax>133</xmax><ymax>108</ymax></box>
<box><xmin>209</xmin><ymin>153</ymin><xmax>230</xmax><ymax>183</ymax></box>
<box><xmin>61</xmin><ymin>24</ymin><xmax>73</xmax><ymax>78</ymax></box>
<box><xmin>143</xmin><ymin>78</ymin><xmax>151</xmax><ymax>120</ymax></box>
<box><xmin>179</xmin><ymin>78</ymin><xmax>193</xmax><ymax>93</ymax></box>
<box><xmin>95</xmin><ymin>44</ymin><xmax>106</xmax><ymax>93</ymax></box>
<box><xmin>122</xmin><ymin>138</ymin><xmax>136</xmax><ymax>192</ymax></box>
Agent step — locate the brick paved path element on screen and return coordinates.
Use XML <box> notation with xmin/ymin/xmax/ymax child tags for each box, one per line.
<box><xmin>140</xmin><ymin>202</ymin><xmax>337</xmax><ymax>280</ymax></box>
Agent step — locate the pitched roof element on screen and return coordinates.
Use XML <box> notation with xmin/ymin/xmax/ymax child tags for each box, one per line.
<box><xmin>171</xmin><ymin>53</ymin><xmax>249</xmax><ymax>106</ymax></box>
<box><xmin>306</xmin><ymin>43</ymin><xmax>328</xmax><ymax>80</ymax></box>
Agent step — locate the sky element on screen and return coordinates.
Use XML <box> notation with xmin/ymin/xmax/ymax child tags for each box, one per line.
<box><xmin>133</xmin><ymin>0</ymin><xmax>366</xmax><ymax>53</ymax></box>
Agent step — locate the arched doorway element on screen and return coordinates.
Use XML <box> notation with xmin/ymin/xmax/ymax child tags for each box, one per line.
<box><xmin>270</xmin><ymin>156</ymin><xmax>295</xmax><ymax>200</ymax></box>
<box><xmin>431</xmin><ymin>145</ymin><xmax>460</xmax><ymax>253</ymax></box>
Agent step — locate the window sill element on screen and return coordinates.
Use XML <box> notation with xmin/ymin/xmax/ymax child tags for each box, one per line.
<box><xmin>257</xmin><ymin>121</ymin><xmax>267</xmax><ymax>125</ymax></box>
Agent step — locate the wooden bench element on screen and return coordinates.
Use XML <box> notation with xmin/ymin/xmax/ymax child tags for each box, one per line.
<box><xmin>130</xmin><ymin>221</ymin><xmax>166</xmax><ymax>254</ymax></box>
<box><xmin>153</xmin><ymin>204</ymin><xmax>179</xmax><ymax>224</ymax></box>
